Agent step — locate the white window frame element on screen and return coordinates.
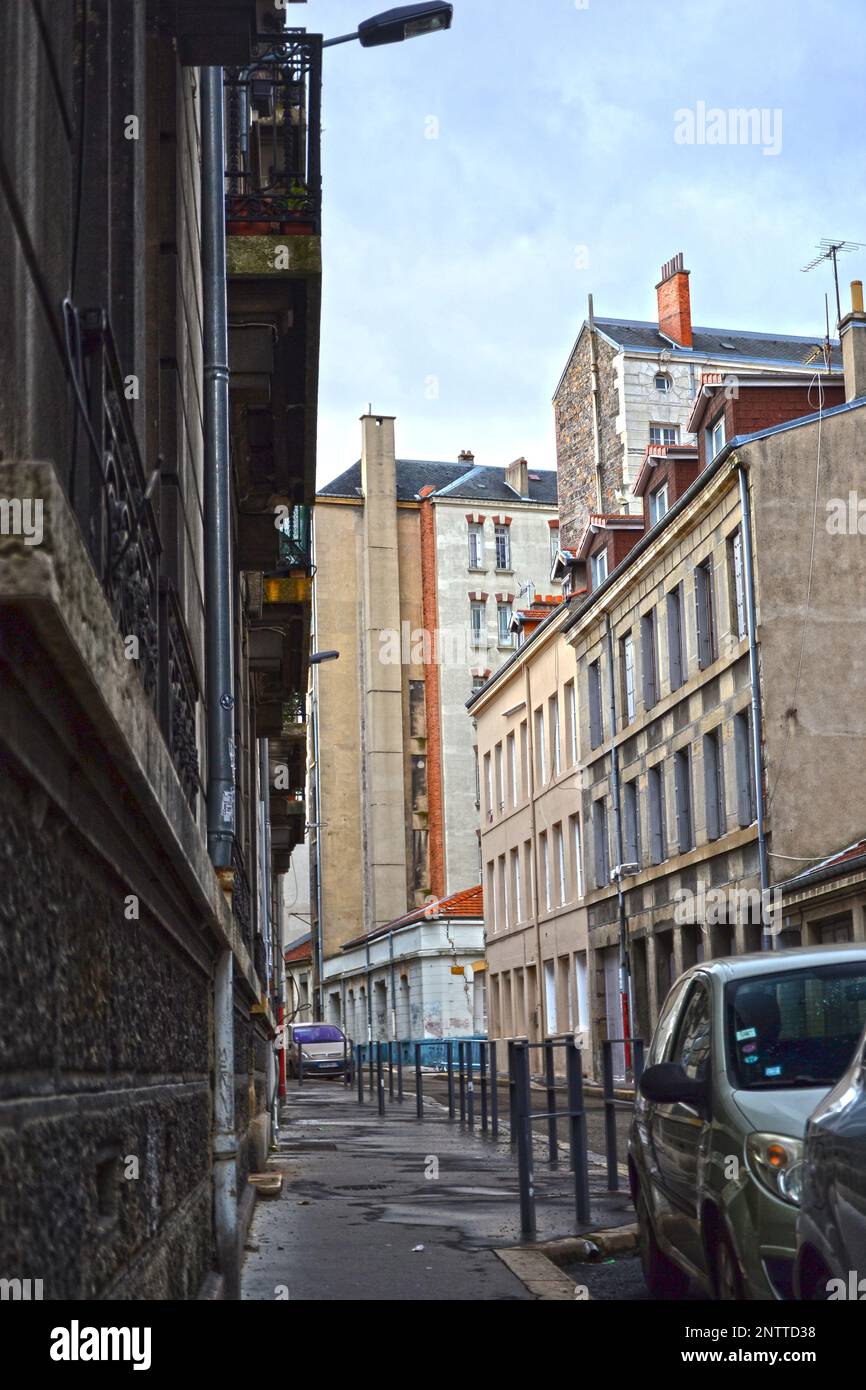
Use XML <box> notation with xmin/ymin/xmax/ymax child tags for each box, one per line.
<box><xmin>468</xmin><ymin>523</ymin><xmax>484</xmax><ymax>569</ymax></box>
<box><xmin>649</xmin><ymin>480</ymin><xmax>669</xmax><ymax>525</ymax></box>
<box><xmin>497</xmin><ymin>601</ymin><xmax>513</xmax><ymax>647</ymax></box>
<box><xmin>470</xmin><ymin>600</ymin><xmax>486</xmax><ymax>648</ymax></box>
<box><xmin>622</xmin><ymin>632</ymin><xmax>636</xmax><ymax>723</ymax></box>
<box><xmin>708</xmin><ymin>415</ymin><xmax>725</xmax><ymax>461</ymax></box>
<box><xmin>494</xmin><ymin>524</ymin><xmax>511</xmax><ymax>571</ymax></box>
<box><xmin>650</xmin><ymin>423</ymin><xmax>680</xmax><ymax>446</ymax></box>
<box><xmin>591</xmin><ymin>548</ymin><xmax>608</xmax><ymax>588</ymax></box>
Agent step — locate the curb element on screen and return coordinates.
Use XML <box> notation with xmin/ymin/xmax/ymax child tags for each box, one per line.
<box><xmin>495</xmin><ymin>1223</ymin><xmax>639</xmax><ymax>1301</ymax></box>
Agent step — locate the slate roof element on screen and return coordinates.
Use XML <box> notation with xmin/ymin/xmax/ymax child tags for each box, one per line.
<box><xmin>318</xmin><ymin>460</ymin><xmax>557</xmax><ymax>505</ymax></box>
<box><xmin>593</xmin><ymin>317</ymin><xmax>841</xmax><ymax>369</ymax></box>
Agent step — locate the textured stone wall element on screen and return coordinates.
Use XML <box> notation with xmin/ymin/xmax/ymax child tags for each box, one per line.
<box><xmin>0</xmin><ymin>758</ymin><xmax>214</xmax><ymax>1300</ymax></box>
<box><xmin>554</xmin><ymin>331</ymin><xmax>623</xmax><ymax>547</ymax></box>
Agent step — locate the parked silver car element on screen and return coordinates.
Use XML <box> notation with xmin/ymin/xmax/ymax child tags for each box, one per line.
<box><xmin>795</xmin><ymin>1018</ymin><xmax>866</xmax><ymax>1299</ymax></box>
<box><xmin>629</xmin><ymin>944</ymin><xmax>866</xmax><ymax>1300</ymax></box>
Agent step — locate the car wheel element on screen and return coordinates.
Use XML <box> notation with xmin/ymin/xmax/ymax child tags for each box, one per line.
<box><xmin>636</xmin><ymin>1186</ymin><xmax>690</xmax><ymax>1298</ymax></box>
<box><xmin>714</xmin><ymin>1225</ymin><xmax>744</xmax><ymax>1301</ymax></box>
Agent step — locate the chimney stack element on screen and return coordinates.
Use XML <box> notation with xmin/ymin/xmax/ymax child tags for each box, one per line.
<box><xmin>656</xmin><ymin>252</ymin><xmax>693</xmax><ymax>348</ymax></box>
<box><xmin>458</xmin><ymin>449</ymin><xmax>475</xmax><ymax>464</ymax></box>
<box><xmin>840</xmin><ymin>280</ymin><xmax>866</xmax><ymax>402</ymax></box>
<box><xmin>505</xmin><ymin>456</ymin><xmax>529</xmax><ymax>496</ymax></box>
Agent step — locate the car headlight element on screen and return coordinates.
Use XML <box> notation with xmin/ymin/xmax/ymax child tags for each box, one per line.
<box><xmin>745</xmin><ymin>1133</ymin><xmax>804</xmax><ymax>1206</ymax></box>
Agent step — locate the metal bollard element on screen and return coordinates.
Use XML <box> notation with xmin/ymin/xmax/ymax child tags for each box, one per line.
<box><xmin>544</xmin><ymin>1039</ymin><xmax>559</xmax><ymax>1167</ymax></box>
<box><xmin>480</xmin><ymin>1042</ymin><xmax>489</xmax><ymax>1134</ymax></box>
<box><xmin>458</xmin><ymin>1042</ymin><xmax>467</xmax><ymax>1123</ymax></box>
<box><xmin>490</xmin><ymin>1041</ymin><xmax>499</xmax><ymax>1139</ymax></box>
<box><xmin>447</xmin><ymin>1039</ymin><xmax>455</xmax><ymax>1119</ymax></box>
<box><xmin>368</xmin><ymin>1040</ymin><xmax>374</xmax><ymax>1097</ymax></box>
<box><xmin>397</xmin><ymin>1041</ymin><xmax>404</xmax><ymax>1102</ymax></box>
<box><xmin>415</xmin><ymin>1042</ymin><xmax>423</xmax><ymax>1119</ymax></box>
<box><xmin>467</xmin><ymin>1043</ymin><xmax>475</xmax><ymax>1131</ymax></box>
<box><xmin>377</xmin><ymin>1042</ymin><xmax>385</xmax><ymax>1116</ymax></box>
<box><xmin>513</xmin><ymin>1042</ymin><xmax>536</xmax><ymax>1240</ymax></box>
<box><xmin>357</xmin><ymin>1044</ymin><xmax>364</xmax><ymax>1104</ymax></box>
<box><xmin>388</xmin><ymin>1040</ymin><xmax>395</xmax><ymax>1101</ymax></box>
<box><xmin>602</xmin><ymin>1040</ymin><xmax>619</xmax><ymax>1191</ymax></box>
<box><xmin>507</xmin><ymin>1040</ymin><xmax>517</xmax><ymax>1148</ymax></box>
<box><xmin>566</xmin><ymin>1040</ymin><xmax>591</xmax><ymax>1225</ymax></box>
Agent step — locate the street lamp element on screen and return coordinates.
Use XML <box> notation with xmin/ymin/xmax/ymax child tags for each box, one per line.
<box><xmin>323</xmin><ymin>3</ymin><xmax>454</xmax><ymax>49</ymax></box>
<box><xmin>310</xmin><ymin>650</ymin><xmax>340</xmax><ymax>665</ymax></box>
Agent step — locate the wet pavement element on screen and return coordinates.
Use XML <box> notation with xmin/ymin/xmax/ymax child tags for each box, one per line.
<box><xmin>241</xmin><ymin>1079</ymin><xmax>637</xmax><ymax>1301</ymax></box>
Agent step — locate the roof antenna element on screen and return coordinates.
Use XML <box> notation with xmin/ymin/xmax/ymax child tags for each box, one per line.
<box><xmin>801</xmin><ymin>239</ymin><xmax>864</xmax><ymax>333</ymax></box>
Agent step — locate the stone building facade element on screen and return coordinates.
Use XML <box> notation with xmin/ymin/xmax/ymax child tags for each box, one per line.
<box><xmin>553</xmin><ymin>254</ymin><xmax>843</xmax><ymax>550</ymax></box>
<box><xmin>0</xmin><ymin>1</ymin><xmax>319</xmax><ymax>1299</ymax></box>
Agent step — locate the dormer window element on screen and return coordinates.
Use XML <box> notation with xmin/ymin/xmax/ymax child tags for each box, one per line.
<box><xmin>649</xmin><ymin>481</ymin><xmax>669</xmax><ymax>525</ymax></box>
<box><xmin>591</xmin><ymin>548</ymin><xmax>608</xmax><ymax>589</ymax></box>
<box><xmin>650</xmin><ymin>423</ymin><xmax>679</xmax><ymax>446</ymax></box>
<box><xmin>708</xmin><ymin>415</ymin><xmax>726</xmax><ymax>461</ymax></box>
<box><xmin>654</xmin><ymin>373</ymin><xmax>672</xmax><ymax>393</ymax></box>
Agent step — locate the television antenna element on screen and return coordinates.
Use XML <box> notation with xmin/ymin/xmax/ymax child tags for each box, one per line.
<box><xmin>801</xmin><ymin>239</ymin><xmax>865</xmax><ymax>331</ymax></box>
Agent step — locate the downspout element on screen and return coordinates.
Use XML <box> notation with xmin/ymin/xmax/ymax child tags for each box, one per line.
<box><xmin>202</xmin><ymin>64</ymin><xmax>238</xmax><ymax>1302</ymax></box>
<box><xmin>736</xmin><ymin>461</ymin><xmax>772</xmax><ymax>947</ymax></box>
<box><xmin>605</xmin><ymin>615</ymin><xmax>634</xmax><ymax>1054</ymax></box>
<box><xmin>202</xmin><ymin>66</ymin><xmax>235</xmax><ymax>869</ymax></box>
<box><xmin>588</xmin><ymin>294</ymin><xmax>605</xmax><ymax>512</ymax></box>
<box><xmin>311</xmin><ymin>523</ymin><xmax>326</xmax><ymax>1017</ymax></box>
<box><xmin>524</xmin><ymin>663</ymin><xmax>545</xmax><ymax>1040</ymax></box>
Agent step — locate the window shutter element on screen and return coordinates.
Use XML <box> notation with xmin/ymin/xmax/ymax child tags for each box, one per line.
<box><xmin>667</xmin><ymin>591</ymin><xmax>682</xmax><ymax>689</ymax></box>
<box><xmin>704</xmin><ymin>734</ymin><xmax>719</xmax><ymax>841</ymax></box>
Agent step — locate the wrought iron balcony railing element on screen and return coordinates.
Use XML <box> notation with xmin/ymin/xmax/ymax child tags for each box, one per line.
<box><xmin>277</xmin><ymin>504</ymin><xmax>312</xmax><ymax>571</ymax></box>
<box><xmin>224</xmin><ymin>34</ymin><xmax>322</xmax><ymax>236</ymax></box>
<box><xmin>63</xmin><ymin>304</ymin><xmax>200</xmax><ymax>811</ymax></box>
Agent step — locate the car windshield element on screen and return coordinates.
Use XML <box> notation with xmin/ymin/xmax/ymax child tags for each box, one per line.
<box><xmin>293</xmin><ymin>1025</ymin><xmax>345</xmax><ymax>1044</ymax></box>
<box><xmin>726</xmin><ymin>961</ymin><xmax>866</xmax><ymax>1089</ymax></box>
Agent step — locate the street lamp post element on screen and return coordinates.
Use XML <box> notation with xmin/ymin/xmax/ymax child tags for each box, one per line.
<box><xmin>323</xmin><ymin>3</ymin><xmax>454</xmax><ymax>49</ymax></box>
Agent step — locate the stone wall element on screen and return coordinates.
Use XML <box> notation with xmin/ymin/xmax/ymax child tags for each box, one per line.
<box><xmin>554</xmin><ymin>331</ymin><xmax>623</xmax><ymax>547</ymax></box>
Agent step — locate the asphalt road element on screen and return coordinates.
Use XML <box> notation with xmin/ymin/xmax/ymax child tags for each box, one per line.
<box><xmin>564</xmin><ymin>1253</ymin><xmax>704</xmax><ymax>1301</ymax></box>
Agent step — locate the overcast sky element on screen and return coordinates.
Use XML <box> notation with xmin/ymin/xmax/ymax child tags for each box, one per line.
<box><xmin>300</xmin><ymin>0</ymin><xmax>866</xmax><ymax>485</ymax></box>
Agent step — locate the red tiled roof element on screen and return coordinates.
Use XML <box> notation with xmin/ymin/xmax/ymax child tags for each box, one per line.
<box><xmin>790</xmin><ymin>838</ymin><xmax>866</xmax><ymax>882</ymax></box>
<box><xmin>340</xmin><ymin>884</ymin><xmax>483</xmax><ymax>951</ymax></box>
<box><xmin>284</xmin><ymin>937</ymin><xmax>313</xmax><ymax>964</ymax></box>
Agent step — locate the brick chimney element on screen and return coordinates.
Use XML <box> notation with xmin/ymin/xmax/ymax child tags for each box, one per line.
<box><xmin>458</xmin><ymin>449</ymin><xmax>475</xmax><ymax>464</ymax></box>
<box><xmin>656</xmin><ymin>252</ymin><xmax>693</xmax><ymax>348</ymax></box>
<box><xmin>505</xmin><ymin>456</ymin><xmax>529</xmax><ymax>496</ymax></box>
<box><xmin>840</xmin><ymin>280</ymin><xmax>866</xmax><ymax>401</ymax></box>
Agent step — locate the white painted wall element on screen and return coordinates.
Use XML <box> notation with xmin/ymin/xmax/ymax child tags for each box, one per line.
<box><xmin>434</xmin><ymin>495</ymin><xmax>560</xmax><ymax>894</ymax></box>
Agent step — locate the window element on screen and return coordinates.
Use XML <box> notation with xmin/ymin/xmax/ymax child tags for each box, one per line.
<box><xmin>708</xmin><ymin>414</ymin><xmax>726</xmax><ymax>461</ymax></box>
<box><xmin>593</xmin><ymin>799</ymin><xmax>610</xmax><ymax>889</ymax></box>
<box><xmin>497</xmin><ymin>602</ymin><xmax>513</xmax><ymax>647</ymax></box>
<box><xmin>565</xmin><ymin>680</ymin><xmax>578</xmax><ymax>765</ymax></box>
<box><xmin>519</xmin><ymin>720</ymin><xmax>529</xmax><ymax>801</ymax></box>
<box><xmin>468</xmin><ymin>523</ymin><xmax>484</xmax><ymax>569</ymax></box>
<box><xmin>666</xmin><ymin>584</ymin><xmax>687</xmax><ymax>690</ymax></box>
<box><xmin>554</xmin><ymin>821</ymin><xmax>567</xmax><ymax>904</ymax></box>
<box><xmin>473</xmin><ymin>747</ymin><xmax>480</xmax><ymax>808</ymax></box>
<box><xmin>648</xmin><ymin>763</ymin><xmax>667</xmax><ymax>865</ymax></box>
<box><xmin>674</xmin><ymin>748</ymin><xmax>694</xmax><ymax>853</ymax></box>
<box><xmin>623</xmin><ymin>779</ymin><xmax>641</xmax><ymax>869</ymax></box>
<box><xmin>728</xmin><ymin>527</ymin><xmax>747</xmax><ymax>640</ymax></box>
<box><xmin>498</xmin><ymin>854</ymin><xmax>508</xmax><ymax>928</ymax></box>
<box><xmin>588</xmin><ymin>659</ymin><xmax>604</xmax><ymax>749</ymax></box>
<box><xmin>523</xmin><ymin>841</ymin><xmax>534</xmax><ymax>917</ymax></box>
<box><xmin>486</xmin><ymin>860</ymin><xmax>496</xmax><ymax>932</ymax></box>
<box><xmin>591</xmin><ymin>547</ymin><xmax>609</xmax><ymax>588</ymax></box>
<box><xmin>704</xmin><ymin>727</ymin><xmax>726</xmax><ymax>841</ymax></box>
<box><xmin>471</xmin><ymin>673</ymin><xmax>486</xmax><ymax>693</ymax></box>
<box><xmin>654</xmin><ymin>373</ymin><xmax>672</xmax><ymax>393</ymax></box>
<box><xmin>534</xmin><ymin>706</ymin><xmax>547</xmax><ymax>783</ymax></box>
<box><xmin>650</xmin><ymin>424</ymin><xmax>680</xmax><ymax>446</ymax></box>
<box><xmin>511</xmin><ymin>846</ymin><xmax>522</xmax><ymax>922</ymax></box>
<box><xmin>483</xmin><ymin>752</ymin><xmax>493</xmax><ymax>822</ymax></box>
<box><xmin>549</xmin><ymin>525</ymin><xmax>560</xmax><ymax>570</ymax></box>
<box><xmin>495</xmin><ymin>742</ymin><xmax>504</xmax><ymax>814</ymax></box>
<box><xmin>540</xmin><ymin>831</ymin><xmax>552</xmax><ymax>911</ymax></box>
<box><xmin>470</xmin><ymin>600</ymin><xmax>486</xmax><ymax>648</ymax></box>
<box><xmin>649</xmin><ymin>481</ymin><xmax>669</xmax><ymax>525</ymax></box>
<box><xmin>672</xmin><ymin>983</ymin><xmax>712</xmax><ymax>1081</ymax></box>
<box><xmin>570</xmin><ymin>813</ymin><xmax>584</xmax><ymax>898</ymax></box>
<box><xmin>507</xmin><ymin>731</ymin><xmax>517</xmax><ymax>807</ymax></box>
<box><xmin>495</xmin><ymin>523</ymin><xmax>511</xmax><ymax>570</ymax></box>
<box><xmin>695</xmin><ymin>558</ymin><xmax>717</xmax><ymax>669</ymax></box>
<box><xmin>735</xmin><ymin>709</ymin><xmax>758</xmax><ymax>827</ymax></box>
<box><xmin>620</xmin><ymin>632</ymin><xmax>636</xmax><ymax>723</ymax></box>
<box><xmin>641</xmin><ymin>608</ymin><xmax>659</xmax><ymax>709</ymax></box>
<box><xmin>549</xmin><ymin>693</ymin><xmax>561</xmax><ymax>775</ymax></box>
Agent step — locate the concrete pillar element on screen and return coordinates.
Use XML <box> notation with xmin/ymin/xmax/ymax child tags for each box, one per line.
<box><xmin>360</xmin><ymin>414</ymin><xmax>409</xmax><ymax>930</ymax></box>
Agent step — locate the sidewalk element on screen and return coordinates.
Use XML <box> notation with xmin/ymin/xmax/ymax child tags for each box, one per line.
<box><xmin>241</xmin><ymin>1079</ymin><xmax>635</xmax><ymax>1301</ymax></box>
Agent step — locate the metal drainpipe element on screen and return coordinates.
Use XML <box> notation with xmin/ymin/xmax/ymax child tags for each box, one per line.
<box><xmin>605</xmin><ymin>615</ymin><xmax>634</xmax><ymax>1049</ymax></box>
<box><xmin>213</xmin><ymin>947</ymin><xmax>238</xmax><ymax>1299</ymax></box>
<box><xmin>202</xmin><ymin>64</ymin><xmax>238</xmax><ymax>1301</ymax></box>
<box><xmin>736</xmin><ymin>462</ymin><xmax>772</xmax><ymax>947</ymax></box>
<box><xmin>202</xmin><ymin>65</ymin><xmax>235</xmax><ymax>870</ymax></box>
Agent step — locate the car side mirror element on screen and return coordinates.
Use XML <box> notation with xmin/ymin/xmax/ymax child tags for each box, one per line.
<box><xmin>639</xmin><ymin>1061</ymin><xmax>709</xmax><ymax>1109</ymax></box>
